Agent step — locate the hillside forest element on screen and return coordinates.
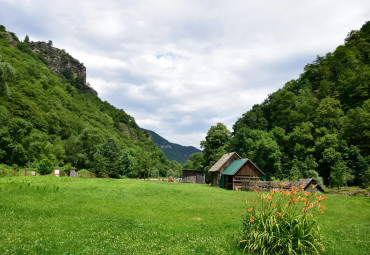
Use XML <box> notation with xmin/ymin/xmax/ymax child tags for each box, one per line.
<box><xmin>185</xmin><ymin>21</ymin><xmax>370</xmax><ymax>188</ymax></box>
<box><xmin>0</xmin><ymin>25</ymin><xmax>182</xmax><ymax>178</ymax></box>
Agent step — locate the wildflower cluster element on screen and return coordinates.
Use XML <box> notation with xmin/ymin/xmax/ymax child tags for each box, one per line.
<box><xmin>238</xmin><ymin>183</ymin><xmax>328</xmax><ymax>254</ymax></box>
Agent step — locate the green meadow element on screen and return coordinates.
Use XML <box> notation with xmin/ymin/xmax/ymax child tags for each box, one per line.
<box><xmin>0</xmin><ymin>177</ymin><xmax>369</xmax><ymax>254</ymax></box>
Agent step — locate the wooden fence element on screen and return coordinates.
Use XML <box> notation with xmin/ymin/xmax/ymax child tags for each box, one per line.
<box><xmin>235</xmin><ymin>180</ymin><xmax>304</xmax><ymax>191</ymax></box>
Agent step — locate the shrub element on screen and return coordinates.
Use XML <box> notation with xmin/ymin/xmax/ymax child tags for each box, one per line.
<box><xmin>238</xmin><ymin>184</ymin><xmax>327</xmax><ymax>255</ymax></box>
<box><xmin>38</xmin><ymin>159</ymin><xmax>53</xmax><ymax>175</ymax></box>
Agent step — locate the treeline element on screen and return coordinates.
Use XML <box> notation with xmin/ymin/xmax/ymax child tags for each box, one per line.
<box><xmin>0</xmin><ymin>25</ymin><xmax>182</xmax><ymax>178</ymax></box>
<box><xmin>186</xmin><ymin>22</ymin><xmax>370</xmax><ymax>187</ymax></box>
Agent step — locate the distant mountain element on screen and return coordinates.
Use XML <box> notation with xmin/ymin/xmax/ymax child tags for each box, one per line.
<box><xmin>142</xmin><ymin>129</ymin><xmax>201</xmax><ymax>164</ymax></box>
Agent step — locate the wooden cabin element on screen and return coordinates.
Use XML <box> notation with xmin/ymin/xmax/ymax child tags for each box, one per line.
<box><xmin>182</xmin><ymin>170</ymin><xmax>205</xmax><ymax>184</ymax></box>
<box><xmin>208</xmin><ymin>152</ymin><xmax>242</xmax><ymax>186</ymax></box>
<box><xmin>291</xmin><ymin>178</ymin><xmax>325</xmax><ymax>192</ymax></box>
<box><xmin>221</xmin><ymin>159</ymin><xmax>266</xmax><ymax>190</ymax></box>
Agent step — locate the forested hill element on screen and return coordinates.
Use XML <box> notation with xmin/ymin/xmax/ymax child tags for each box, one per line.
<box><xmin>228</xmin><ymin>21</ymin><xmax>370</xmax><ymax>186</ymax></box>
<box><xmin>142</xmin><ymin>129</ymin><xmax>201</xmax><ymax>164</ymax></box>
<box><xmin>0</xmin><ymin>25</ymin><xmax>182</xmax><ymax>178</ymax></box>
<box><xmin>194</xmin><ymin>21</ymin><xmax>369</xmax><ymax>187</ymax></box>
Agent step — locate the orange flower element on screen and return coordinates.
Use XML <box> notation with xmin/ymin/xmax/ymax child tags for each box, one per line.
<box><xmin>300</xmin><ymin>185</ymin><xmax>305</xmax><ymax>190</ymax></box>
<box><xmin>253</xmin><ymin>200</ymin><xmax>257</xmax><ymax>204</ymax></box>
<box><xmin>267</xmin><ymin>195</ymin><xmax>272</xmax><ymax>200</ymax></box>
<box><xmin>305</xmin><ymin>191</ymin><xmax>311</xmax><ymax>197</ymax></box>
<box><xmin>319</xmin><ymin>205</ymin><xmax>325</xmax><ymax>209</ymax></box>
<box><xmin>276</xmin><ymin>212</ymin><xmax>282</xmax><ymax>217</ymax></box>
<box><xmin>248</xmin><ymin>207</ymin><xmax>253</xmax><ymax>212</ymax></box>
<box><xmin>319</xmin><ymin>210</ymin><xmax>325</xmax><ymax>214</ymax></box>
<box><xmin>280</xmin><ymin>182</ymin><xmax>285</xmax><ymax>186</ymax></box>
<box><xmin>272</xmin><ymin>204</ymin><xmax>276</xmax><ymax>208</ymax></box>
<box><xmin>250</xmin><ymin>218</ymin><xmax>254</xmax><ymax>222</ymax></box>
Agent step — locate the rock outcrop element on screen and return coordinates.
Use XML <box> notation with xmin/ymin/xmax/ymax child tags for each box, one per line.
<box><xmin>29</xmin><ymin>41</ymin><xmax>97</xmax><ymax>96</ymax></box>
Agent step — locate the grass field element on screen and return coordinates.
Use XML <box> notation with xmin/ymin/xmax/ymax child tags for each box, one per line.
<box><xmin>0</xmin><ymin>177</ymin><xmax>369</xmax><ymax>254</ymax></box>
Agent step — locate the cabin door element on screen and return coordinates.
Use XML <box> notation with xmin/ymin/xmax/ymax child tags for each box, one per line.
<box><xmin>227</xmin><ymin>176</ymin><xmax>233</xmax><ymax>190</ymax></box>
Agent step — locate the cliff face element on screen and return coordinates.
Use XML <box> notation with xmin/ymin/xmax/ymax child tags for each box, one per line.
<box><xmin>30</xmin><ymin>41</ymin><xmax>86</xmax><ymax>80</ymax></box>
<box><xmin>29</xmin><ymin>41</ymin><xmax>97</xmax><ymax>96</ymax></box>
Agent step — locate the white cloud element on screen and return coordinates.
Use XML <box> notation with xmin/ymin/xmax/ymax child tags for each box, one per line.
<box><xmin>0</xmin><ymin>0</ymin><xmax>369</xmax><ymax>148</ymax></box>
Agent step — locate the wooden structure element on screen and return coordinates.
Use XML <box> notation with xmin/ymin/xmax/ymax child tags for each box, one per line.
<box><xmin>292</xmin><ymin>179</ymin><xmax>325</xmax><ymax>192</ymax></box>
<box><xmin>208</xmin><ymin>152</ymin><xmax>242</xmax><ymax>186</ymax></box>
<box><xmin>182</xmin><ymin>170</ymin><xmax>205</xmax><ymax>184</ymax></box>
<box><xmin>70</xmin><ymin>170</ymin><xmax>78</xmax><ymax>178</ymax></box>
<box><xmin>221</xmin><ymin>159</ymin><xmax>266</xmax><ymax>190</ymax></box>
<box><xmin>234</xmin><ymin>178</ymin><xmax>325</xmax><ymax>192</ymax></box>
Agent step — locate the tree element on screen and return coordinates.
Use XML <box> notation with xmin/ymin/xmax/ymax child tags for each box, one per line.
<box><xmin>94</xmin><ymin>138</ymin><xmax>120</xmax><ymax>177</ymax></box>
<box><xmin>38</xmin><ymin>159</ymin><xmax>54</xmax><ymax>175</ymax></box>
<box><xmin>183</xmin><ymin>153</ymin><xmax>204</xmax><ymax>171</ymax></box>
<box><xmin>329</xmin><ymin>161</ymin><xmax>353</xmax><ymax>190</ymax></box>
<box><xmin>24</xmin><ymin>35</ymin><xmax>30</xmax><ymax>44</ymax></box>
<box><xmin>119</xmin><ymin>148</ymin><xmax>138</xmax><ymax>178</ymax></box>
<box><xmin>200</xmin><ymin>123</ymin><xmax>231</xmax><ymax>170</ymax></box>
<box><xmin>48</xmin><ymin>40</ymin><xmax>53</xmax><ymax>47</ymax></box>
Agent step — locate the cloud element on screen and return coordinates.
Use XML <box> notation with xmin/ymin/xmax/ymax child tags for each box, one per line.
<box><xmin>0</xmin><ymin>0</ymin><xmax>369</xmax><ymax>148</ymax></box>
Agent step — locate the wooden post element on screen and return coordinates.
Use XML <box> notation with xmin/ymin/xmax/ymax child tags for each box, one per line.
<box><xmin>2</xmin><ymin>168</ymin><xmax>4</xmax><ymax>177</ymax></box>
<box><xmin>87</xmin><ymin>172</ymin><xmax>89</xmax><ymax>178</ymax></box>
<box><xmin>80</xmin><ymin>172</ymin><xmax>83</xmax><ymax>178</ymax></box>
<box><xmin>93</xmin><ymin>173</ymin><xmax>96</xmax><ymax>178</ymax></box>
<box><xmin>14</xmin><ymin>169</ymin><xmax>17</xmax><ymax>176</ymax></box>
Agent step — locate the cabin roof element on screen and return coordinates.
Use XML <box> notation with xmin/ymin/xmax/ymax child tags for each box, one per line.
<box><xmin>222</xmin><ymin>159</ymin><xmax>247</xmax><ymax>175</ymax></box>
<box><xmin>208</xmin><ymin>152</ymin><xmax>241</xmax><ymax>172</ymax></box>
<box><xmin>299</xmin><ymin>178</ymin><xmax>325</xmax><ymax>192</ymax></box>
<box><xmin>222</xmin><ymin>159</ymin><xmax>266</xmax><ymax>176</ymax></box>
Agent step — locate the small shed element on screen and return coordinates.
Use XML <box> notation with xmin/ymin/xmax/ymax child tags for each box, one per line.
<box><xmin>221</xmin><ymin>159</ymin><xmax>266</xmax><ymax>190</ymax></box>
<box><xmin>208</xmin><ymin>152</ymin><xmax>242</xmax><ymax>186</ymax></box>
<box><xmin>182</xmin><ymin>170</ymin><xmax>205</xmax><ymax>184</ymax></box>
<box><xmin>70</xmin><ymin>170</ymin><xmax>78</xmax><ymax>178</ymax></box>
<box><xmin>298</xmin><ymin>178</ymin><xmax>325</xmax><ymax>192</ymax></box>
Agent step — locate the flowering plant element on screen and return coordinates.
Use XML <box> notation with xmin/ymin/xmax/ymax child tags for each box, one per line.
<box><xmin>238</xmin><ymin>183</ymin><xmax>327</xmax><ymax>254</ymax></box>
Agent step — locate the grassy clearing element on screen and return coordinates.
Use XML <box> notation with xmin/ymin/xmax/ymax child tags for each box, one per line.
<box><xmin>0</xmin><ymin>177</ymin><xmax>369</xmax><ymax>254</ymax></box>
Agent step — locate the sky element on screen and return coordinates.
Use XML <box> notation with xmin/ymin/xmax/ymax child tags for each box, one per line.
<box><xmin>0</xmin><ymin>0</ymin><xmax>369</xmax><ymax>148</ymax></box>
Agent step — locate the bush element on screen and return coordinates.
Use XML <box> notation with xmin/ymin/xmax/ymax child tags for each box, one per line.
<box><xmin>38</xmin><ymin>159</ymin><xmax>53</xmax><ymax>175</ymax></box>
<box><xmin>238</xmin><ymin>184</ymin><xmax>328</xmax><ymax>254</ymax></box>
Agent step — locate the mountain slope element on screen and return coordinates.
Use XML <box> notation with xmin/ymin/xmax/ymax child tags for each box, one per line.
<box><xmin>0</xmin><ymin>25</ymin><xmax>182</xmax><ymax>177</ymax></box>
<box><xmin>142</xmin><ymin>129</ymin><xmax>201</xmax><ymax>164</ymax></box>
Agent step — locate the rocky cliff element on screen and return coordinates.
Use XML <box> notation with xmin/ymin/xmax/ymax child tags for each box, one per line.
<box><xmin>1</xmin><ymin>30</ymin><xmax>97</xmax><ymax>96</ymax></box>
<box><xmin>29</xmin><ymin>41</ymin><xmax>97</xmax><ymax>96</ymax></box>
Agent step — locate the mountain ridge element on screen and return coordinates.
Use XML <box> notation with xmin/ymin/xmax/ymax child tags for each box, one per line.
<box><xmin>142</xmin><ymin>128</ymin><xmax>201</xmax><ymax>164</ymax></box>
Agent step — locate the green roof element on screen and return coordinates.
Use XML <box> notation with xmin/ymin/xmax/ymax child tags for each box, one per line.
<box><xmin>222</xmin><ymin>159</ymin><xmax>247</xmax><ymax>175</ymax></box>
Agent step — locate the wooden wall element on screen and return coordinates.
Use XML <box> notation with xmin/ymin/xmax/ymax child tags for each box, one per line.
<box><xmin>235</xmin><ymin>161</ymin><xmax>262</xmax><ymax>177</ymax></box>
<box><xmin>182</xmin><ymin>170</ymin><xmax>205</xmax><ymax>184</ymax></box>
<box><xmin>210</xmin><ymin>154</ymin><xmax>240</xmax><ymax>186</ymax></box>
